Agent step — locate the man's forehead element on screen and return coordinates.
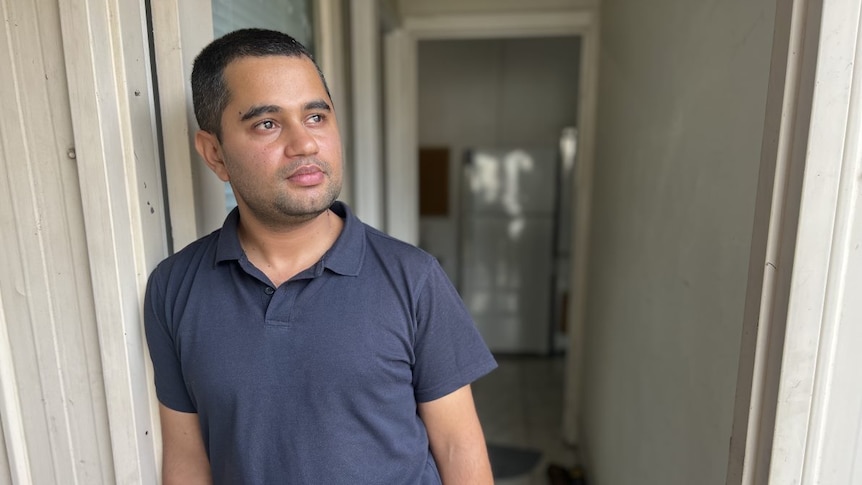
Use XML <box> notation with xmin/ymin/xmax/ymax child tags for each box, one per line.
<box><xmin>224</xmin><ymin>56</ymin><xmax>326</xmax><ymax>93</ymax></box>
<box><xmin>222</xmin><ymin>55</ymin><xmax>328</xmax><ymax>104</ymax></box>
<box><xmin>225</xmin><ymin>54</ymin><xmax>316</xmax><ymax>77</ymax></box>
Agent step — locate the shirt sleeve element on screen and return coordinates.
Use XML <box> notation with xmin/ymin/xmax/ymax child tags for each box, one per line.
<box><xmin>144</xmin><ymin>265</ymin><xmax>197</xmax><ymax>413</ymax></box>
<box><xmin>411</xmin><ymin>259</ymin><xmax>497</xmax><ymax>403</ymax></box>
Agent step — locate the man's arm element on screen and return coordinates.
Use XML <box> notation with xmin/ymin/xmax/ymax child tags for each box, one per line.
<box><xmin>159</xmin><ymin>404</ymin><xmax>213</xmax><ymax>485</ymax></box>
<box><xmin>418</xmin><ymin>384</ymin><xmax>494</xmax><ymax>485</ymax></box>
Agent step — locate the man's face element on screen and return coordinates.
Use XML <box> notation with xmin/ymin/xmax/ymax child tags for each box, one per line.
<box><xmin>206</xmin><ymin>55</ymin><xmax>342</xmax><ymax>227</ymax></box>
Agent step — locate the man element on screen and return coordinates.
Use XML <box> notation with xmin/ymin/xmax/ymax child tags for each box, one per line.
<box><xmin>144</xmin><ymin>28</ymin><xmax>497</xmax><ymax>484</ymax></box>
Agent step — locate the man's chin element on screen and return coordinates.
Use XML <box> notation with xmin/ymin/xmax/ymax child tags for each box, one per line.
<box><xmin>274</xmin><ymin>200</ymin><xmax>336</xmax><ymax>224</ymax></box>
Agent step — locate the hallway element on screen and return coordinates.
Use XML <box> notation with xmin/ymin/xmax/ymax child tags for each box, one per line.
<box><xmin>474</xmin><ymin>356</ymin><xmax>580</xmax><ymax>484</ymax></box>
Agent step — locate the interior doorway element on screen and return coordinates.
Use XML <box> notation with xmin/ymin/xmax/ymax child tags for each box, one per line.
<box><xmin>384</xmin><ymin>10</ymin><xmax>599</xmax><ymax>446</ymax></box>
<box><xmin>415</xmin><ymin>37</ymin><xmax>581</xmax><ymax>356</ymax></box>
<box><xmin>413</xmin><ymin>32</ymin><xmax>583</xmax><ymax>484</ymax></box>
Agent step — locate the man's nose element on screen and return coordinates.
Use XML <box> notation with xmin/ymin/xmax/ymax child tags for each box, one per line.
<box><xmin>283</xmin><ymin>124</ymin><xmax>319</xmax><ymax>157</ymax></box>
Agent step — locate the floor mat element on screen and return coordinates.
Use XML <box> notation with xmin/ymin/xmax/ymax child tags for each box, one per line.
<box><xmin>487</xmin><ymin>443</ymin><xmax>543</xmax><ymax>479</ymax></box>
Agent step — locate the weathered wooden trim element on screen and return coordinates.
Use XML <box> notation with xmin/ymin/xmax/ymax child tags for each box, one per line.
<box><xmin>57</xmin><ymin>0</ymin><xmax>166</xmax><ymax>481</ymax></box>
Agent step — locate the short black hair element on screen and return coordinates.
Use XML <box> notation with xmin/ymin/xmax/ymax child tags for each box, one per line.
<box><xmin>191</xmin><ymin>28</ymin><xmax>331</xmax><ymax>138</ymax></box>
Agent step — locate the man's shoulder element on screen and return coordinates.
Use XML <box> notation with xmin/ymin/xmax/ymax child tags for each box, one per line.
<box><xmin>361</xmin><ymin>223</ymin><xmax>437</xmax><ymax>268</ymax></box>
<box><xmin>150</xmin><ymin>228</ymin><xmax>223</xmax><ymax>282</ymax></box>
<box><xmin>332</xmin><ymin>201</ymin><xmax>435</xmax><ymax>268</ymax></box>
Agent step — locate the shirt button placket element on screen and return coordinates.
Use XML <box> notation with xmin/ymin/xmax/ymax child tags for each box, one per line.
<box><xmin>264</xmin><ymin>286</ymin><xmax>275</xmax><ymax>296</ymax></box>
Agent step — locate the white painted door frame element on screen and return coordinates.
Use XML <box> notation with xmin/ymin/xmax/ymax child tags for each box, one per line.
<box><xmin>726</xmin><ymin>0</ymin><xmax>816</xmax><ymax>481</ymax></box>
<box><xmin>383</xmin><ymin>9</ymin><xmax>600</xmax><ymax>445</ymax></box>
<box><xmin>766</xmin><ymin>0</ymin><xmax>862</xmax><ymax>482</ymax></box>
<box><xmin>728</xmin><ymin>0</ymin><xmax>862</xmax><ymax>483</ymax></box>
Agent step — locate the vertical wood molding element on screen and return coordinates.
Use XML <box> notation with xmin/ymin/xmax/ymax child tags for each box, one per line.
<box><xmin>0</xmin><ymin>293</ymin><xmax>32</xmax><ymax>484</ymax></box>
<box><xmin>562</xmin><ymin>16</ymin><xmax>600</xmax><ymax>448</ymax></box>
<box><xmin>177</xmin><ymin>0</ymin><xmax>226</xmax><ymax>236</ymax></box>
<box><xmin>152</xmin><ymin>0</ymin><xmax>222</xmax><ymax>239</ymax></box>
<box><xmin>150</xmin><ymin>0</ymin><xmax>201</xmax><ymax>250</ymax></box>
<box><xmin>2</xmin><ymin>0</ymin><xmax>121</xmax><ymax>481</ymax></box>
<box><xmin>314</xmin><ymin>0</ymin><xmax>346</xmax><ymax>113</ymax></box>
<box><xmin>384</xmin><ymin>29</ymin><xmax>419</xmax><ymax>245</ymax></box>
<box><xmin>314</xmin><ymin>0</ymin><xmax>353</xmax><ymax>206</ymax></box>
<box><xmin>725</xmin><ymin>0</ymin><xmax>816</xmax><ymax>482</ymax></box>
<box><xmin>768</xmin><ymin>0</ymin><xmax>862</xmax><ymax>482</ymax></box>
<box><xmin>57</xmin><ymin>0</ymin><xmax>165</xmax><ymax>482</ymax></box>
<box><xmin>351</xmin><ymin>0</ymin><xmax>385</xmax><ymax>230</ymax></box>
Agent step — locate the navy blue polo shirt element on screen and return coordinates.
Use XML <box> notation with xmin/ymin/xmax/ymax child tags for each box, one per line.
<box><xmin>144</xmin><ymin>202</ymin><xmax>496</xmax><ymax>484</ymax></box>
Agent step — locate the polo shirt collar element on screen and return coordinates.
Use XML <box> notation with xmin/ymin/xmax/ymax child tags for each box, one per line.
<box><xmin>213</xmin><ymin>201</ymin><xmax>365</xmax><ymax>277</ymax></box>
<box><xmin>214</xmin><ymin>207</ymin><xmax>243</xmax><ymax>263</ymax></box>
<box><xmin>324</xmin><ymin>201</ymin><xmax>365</xmax><ymax>276</ymax></box>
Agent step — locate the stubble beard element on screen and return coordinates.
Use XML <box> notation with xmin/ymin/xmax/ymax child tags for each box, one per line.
<box><xmin>231</xmin><ymin>158</ymin><xmax>342</xmax><ymax>229</ymax></box>
<box><xmin>272</xmin><ymin>173</ymin><xmax>341</xmax><ymax>224</ymax></box>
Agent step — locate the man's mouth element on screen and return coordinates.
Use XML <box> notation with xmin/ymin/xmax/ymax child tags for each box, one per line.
<box><xmin>287</xmin><ymin>164</ymin><xmax>326</xmax><ymax>186</ymax></box>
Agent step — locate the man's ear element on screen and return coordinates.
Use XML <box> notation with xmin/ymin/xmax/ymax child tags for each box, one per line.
<box><xmin>195</xmin><ymin>130</ymin><xmax>230</xmax><ymax>182</ymax></box>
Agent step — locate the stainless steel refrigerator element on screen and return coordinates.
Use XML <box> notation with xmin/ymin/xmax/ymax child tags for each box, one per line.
<box><xmin>459</xmin><ymin>145</ymin><xmax>567</xmax><ymax>354</ymax></box>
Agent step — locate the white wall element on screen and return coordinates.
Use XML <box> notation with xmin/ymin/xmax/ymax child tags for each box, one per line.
<box><xmin>0</xmin><ymin>3</ymin><xmax>114</xmax><ymax>482</ymax></box>
<box><xmin>417</xmin><ymin>37</ymin><xmax>581</xmax><ymax>281</ymax></box>
<box><xmin>1</xmin><ymin>0</ymin><xmax>167</xmax><ymax>482</ymax></box>
<box><xmin>580</xmin><ymin>1</ymin><xmax>776</xmax><ymax>484</ymax></box>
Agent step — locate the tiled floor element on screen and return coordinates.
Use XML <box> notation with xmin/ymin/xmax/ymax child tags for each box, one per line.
<box><xmin>473</xmin><ymin>356</ymin><xmax>580</xmax><ymax>485</ymax></box>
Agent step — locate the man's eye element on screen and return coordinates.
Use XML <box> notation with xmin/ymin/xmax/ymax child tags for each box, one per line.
<box><xmin>258</xmin><ymin>120</ymin><xmax>276</xmax><ymax>130</ymax></box>
<box><xmin>308</xmin><ymin>114</ymin><xmax>323</xmax><ymax>123</ymax></box>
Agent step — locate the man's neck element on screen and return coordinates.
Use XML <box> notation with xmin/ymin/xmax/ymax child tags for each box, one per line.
<box><xmin>236</xmin><ymin>208</ymin><xmax>344</xmax><ymax>287</ymax></box>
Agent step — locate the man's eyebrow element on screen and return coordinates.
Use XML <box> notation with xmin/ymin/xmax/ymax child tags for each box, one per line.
<box><xmin>305</xmin><ymin>99</ymin><xmax>331</xmax><ymax>112</ymax></box>
<box><xmin>240</xmin><ymin>105</ymin><xmax>280</xmax><ymax>122</ymax></box>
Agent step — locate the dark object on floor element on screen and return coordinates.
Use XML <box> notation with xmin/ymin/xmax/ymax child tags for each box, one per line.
<box><xmin>487</xmin><ymin>443</ymin><xmax>543</xmax><ymax>479</ymax></box>
<box><xmin>547</xmin><ymin>463</ymin><xmax>588</xmax><ymax>485</ymax></box>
